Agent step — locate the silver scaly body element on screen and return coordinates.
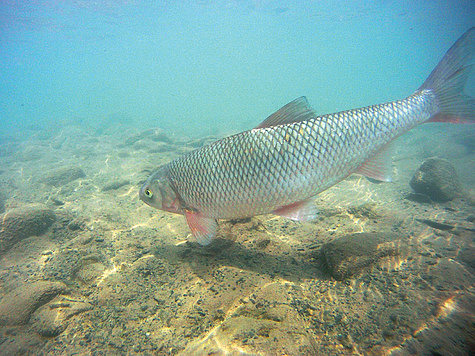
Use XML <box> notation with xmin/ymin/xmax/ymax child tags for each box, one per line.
<box><xmin>140</xmin><ymin>28</ymin><xmax>474</xmax><ymax>245</ymax></box>
<box><xmin>165</xmin><ymin>91</ymin><xmax>436</xmax><ymax>219</ymax></box>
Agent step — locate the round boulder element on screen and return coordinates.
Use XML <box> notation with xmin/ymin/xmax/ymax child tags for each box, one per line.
<box><xmin>321</xmin><ymin>232</ymin><xmax>399</xmax><ymax>280</ymax></box>
<box><xmin>0</xmin><ymin>281</ymin><xmax>68</xmax><ymax>326</ymax></box>
<box><xmin>410</xmin><ymin>157</ymin><xmax>462</xmax><ymax>202</ymax></box>
<box><xmin>41</xmin><ymin>166</ymin><xmax>86</xmax><ymax>187</ymax></box>
<box><xmin>0</xmin><ymin>204</ymin><xmax>55</xmax><ymax>252</ymax></box>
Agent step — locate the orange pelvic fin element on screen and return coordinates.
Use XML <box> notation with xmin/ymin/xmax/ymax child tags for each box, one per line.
<box><xmin>272</xmin><ymin>198</ymin><xmax>318</xmax><ymax>222</ymax></box>
<box><xmin>184</xmin><ymin>210</ymin><xmax>217</xmax><ymax>245</ymax></box>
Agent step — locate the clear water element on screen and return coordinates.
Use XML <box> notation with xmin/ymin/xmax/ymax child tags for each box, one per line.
<box><xmin>1</xmin><ymin>1</ymin><xmax>473</xmax><ymax>137</ymax></box>
<box><xmin>0</xmin><ymin>2</ymin><xmax>474</xmax><ymax>355</ymax></box>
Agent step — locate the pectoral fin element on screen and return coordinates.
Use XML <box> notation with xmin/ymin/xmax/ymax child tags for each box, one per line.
<box><xmin>184</xmin><ymin>210</ymin><xmax>217</xmax><ymax>246</ymax></box>
<box><xmin>272</xmin><ymin>198</ymin><xmax>318</xmax><ymax>222</ymax></box>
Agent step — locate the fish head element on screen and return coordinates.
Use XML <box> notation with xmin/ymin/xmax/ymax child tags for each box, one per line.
<box><xmin>139</xmin><ymin>168</ymin><xmax>182</xmax><ymax>214</ymax></box>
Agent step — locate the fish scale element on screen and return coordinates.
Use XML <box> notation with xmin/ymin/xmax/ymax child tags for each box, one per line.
<box><xmin>140</xmin><ymin>28</ymin><xmax>474</xmax><ymax>245</ymax></box>
<box><xmin>166</xmin><ymin>91</ymin><xmax>435</xmax><ymax>219</ymax></box>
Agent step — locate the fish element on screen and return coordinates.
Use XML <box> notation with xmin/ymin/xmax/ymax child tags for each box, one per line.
<box><xmin>140</xmin><ymin>28</ymin><xmax>474</xmax><ymax>245</ymax></box>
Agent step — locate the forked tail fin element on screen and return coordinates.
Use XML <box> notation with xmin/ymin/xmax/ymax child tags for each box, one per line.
<box><xmin>420</xmin><ymin>27</ymin><xmax>474</xmax><ymax>123</ymax></box>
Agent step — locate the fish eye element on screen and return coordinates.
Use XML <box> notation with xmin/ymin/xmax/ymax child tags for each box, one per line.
<box><xmin>144</xmin><ymin>188</ymin><xmax>153</xmax><ymax>198</ymax></box>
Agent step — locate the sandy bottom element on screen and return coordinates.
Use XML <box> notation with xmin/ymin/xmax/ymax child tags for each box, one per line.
<box><xmin>0</xmin><ymin>122</ymin><xmax>473</xmax><ymax>355</ymax></box>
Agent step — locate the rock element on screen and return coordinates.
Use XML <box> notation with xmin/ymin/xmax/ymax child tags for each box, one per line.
<box><xmin>124</xmin><ymin>128</ymin><xmax>173</xmax><ymax>146</ymax></box>
<box><xmin>41</xmin><ymin>166</ymin><xmax>86</xmax><ymax>187</ymax></box>
<box><xmin>426</xmin><ymin>258</ymin><xmax>473</xmax><ymax>291</ymax></box>
<box><xmin>0</xmin><ymin>204</ymin><xmax>55</xmax><ymax>252</ymax></box>
<box><xmin>149</xmin><ymin>129</ymin><xmax>173</xmax><ymax>144</ymax></box>
<box><xmin>347</xmin><ymin>202</ymin><xmax>381</xmax><ymax>219</ymax></box>
<box><xmin>50</xmin><ymin>197</ymin><xmax>65</xmax><ymax>206</ymax></box>
<box><xmin>31</xmin><ymin>305</ymin><xmax>67</xmax><ymax>337</ymax></box>
<box><xmin>76</xmin><ymin>262</ymin><xmax>106</xmax><ymax>284</ymax></box>
<box><xmin>31</xmin><ymin>298</ymin><xmax>92</xmax><ymax>337</ymax></box>
<box><xmin>67</xmin><ymin>218</ymin><xmax>85</xmax><ymax>231</ymax></box>
<box><xmin>186</xmin><ymin>136</ymin><xmax>218</xmax><ymax>148</ymax></box>
<box><xmin>410</xmin><ymin>157</ymin><xmax>462</xmax><ymax>202</ymax></box>
<box><xmin>392</xmin><ymin>292</ymin><xmax>474</xmax><ymax>356</ymax></box>
<box><xmin>43</xmin><ymin>248</ymin><xmax>82</xmax><ymax>282</ymax></box>
<box><xmin>322</xmin><ymin>232</ymin><xmax>399</xmax><ymax>280</ymax></box>
<box><xmin>148</xmin><ymin>142</ymin><xmax>173</xmax><ymax>153</ymax></box>
<box><xmin>0</xmin><ymin>281</ymin><xmax>68</xmax><ymax>325</ymax></box>
<box><xmin>457</xmin><ymin>245</ymin><xmax>475</xmax><ymax>269</ymax></box>
<box><xmin>0</xmin><ymin>331</ymin><xmax>43</xmax><ymax>355</ymax></box>
<box><xmin>405</xmin><ymin>192</ymin><xmax>433</xmax><ymax>204</ymax></box>
<box><xmin>416</xmin><ymin>218</ymin><xmax>455</xmax><ymax>231</ymax></box>
<box><xmin>101</xmin><ymin>179</ymin><xmax>130</xmax><ymax>192</ymax></box>
<box><xmin>20</xmin><ymin>146</ymin><xmax>43</xmax><ymax>161</ymax></box>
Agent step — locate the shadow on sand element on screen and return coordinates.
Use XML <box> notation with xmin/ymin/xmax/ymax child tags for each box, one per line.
<box><xmin>151</xmin><ymin>237</ymin><xmax>328</xmax><ymax>282</ymax></box>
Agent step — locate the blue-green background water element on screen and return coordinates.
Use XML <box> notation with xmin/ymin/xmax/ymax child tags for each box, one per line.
<box><xmin>0</xmin><ymin>1</ymin><xmax>473</xmax><ymax>137</ymax></box>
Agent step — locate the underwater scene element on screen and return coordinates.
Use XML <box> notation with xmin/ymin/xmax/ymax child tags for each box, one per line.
<box><xmin>0</xmin><ymin>1</ymin><xmax>474</xmax><ymax>355</ymax></box>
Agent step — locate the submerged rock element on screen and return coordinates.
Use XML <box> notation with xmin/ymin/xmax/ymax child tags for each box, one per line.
<box><xmin>410</xmin><ymin>157</ymin><xmax>462</xmax><ymax>202</ymax></box>
<box><xmin>43</xmin><ymin>248</ymin><xmax>83</xmax><ymax>282</ymax></box>
<box><xmin>186</xmin><ymin>136</ymin><xmax>218</xmax><ymax>148</ymax></box>
<box><xmin>124</xmin><ymin>128</ymin><xmax>173</xmax><ymax>146</ymax></box>
<box><xmin>458</xmin><ymin>245</ymin><xmax>475</xmax><ymax>269</ymax></box>
<box><xmin>76</xmin><ymin>262</ymin><xmax>107</xmax><ymax>284</ymax></box>
<box><xmin>322</xmin><ymin>232</ymin><xmax>399</xmax><ymax>280</ymax></box>
<box><xmin>416</xmin><ymin>218</ymin><xmax>455</xmax><ymax>231</ymax></box>
<box><xmin>41</xmin><ymin>166</ymin><xmax>86</xmax><ymax>187</ymax></box>
<box><xmin>0</xmin><ymin>281</ymin><xmax>68</xmax><ymax>326</ymax></box>
<box><xmin>148</xmin><ymin>142</ymin><xmax>174</xmax><ymax>153</ymax></box>
<box><xmin>347</xmin><ymin>202</ymin><xmax>381</xmax><ymax>219</ymax></box>
<box><xmin>0</xmin><ymin>204</ymin><xmax>55</xmax><ymax>252</ymax></box>
<box><xmin>101</xmin><ymin>179</ymin><xmax>130</xmax><ymax>192</ymax></box>
<box><xmin>405</xmin><ymin>192</ymin><xmax>433</xmax><ymax>204</ymax></box>
<box><xmin>31</xmin><ymin>298</ymin><xmax>92</xmax><ymax>337</ymax></box>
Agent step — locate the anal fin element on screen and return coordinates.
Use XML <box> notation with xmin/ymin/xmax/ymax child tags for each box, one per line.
<box><xmin>356</xmin><ymin>143</ymin><xmax>394</xmax><ymax>182</ymax></box>
<box><xmin>184</xmin><ymin>210</ymin><xmax>217</xmax><ymax>246</ymax></box>
<box><xmin>272</xmin><ymin>198</ymin><xmax>318</xmax><ymax>222</ymax></box>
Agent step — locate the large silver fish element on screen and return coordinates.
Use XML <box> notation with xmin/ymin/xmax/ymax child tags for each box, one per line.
<box><xmin>140</xmin><ymin>28</ymin><xmax>474</xmax><ymax>245</ymax></box>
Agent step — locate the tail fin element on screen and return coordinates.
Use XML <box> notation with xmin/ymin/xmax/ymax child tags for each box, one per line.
<box><xmin>420</xmin><ymin>28</ymin><xmax>474</xmax><ymax>123</ymax></box>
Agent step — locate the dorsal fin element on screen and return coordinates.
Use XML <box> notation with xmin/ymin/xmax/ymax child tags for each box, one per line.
<box><xmin>256</xmin><ymin>96</ymin><xmax>317</xmax><ymax>129</ymax></box>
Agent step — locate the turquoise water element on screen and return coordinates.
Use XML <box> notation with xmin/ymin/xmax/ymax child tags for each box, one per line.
<box><xmin>1</xmin><ymin>1</ymin><xmax>473</xmax><ymax>137</ymax></box>
<box><xmin>0</xmin><ymin>2</ymin><xmax>474</xmax><ymax>355</ymax></box>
